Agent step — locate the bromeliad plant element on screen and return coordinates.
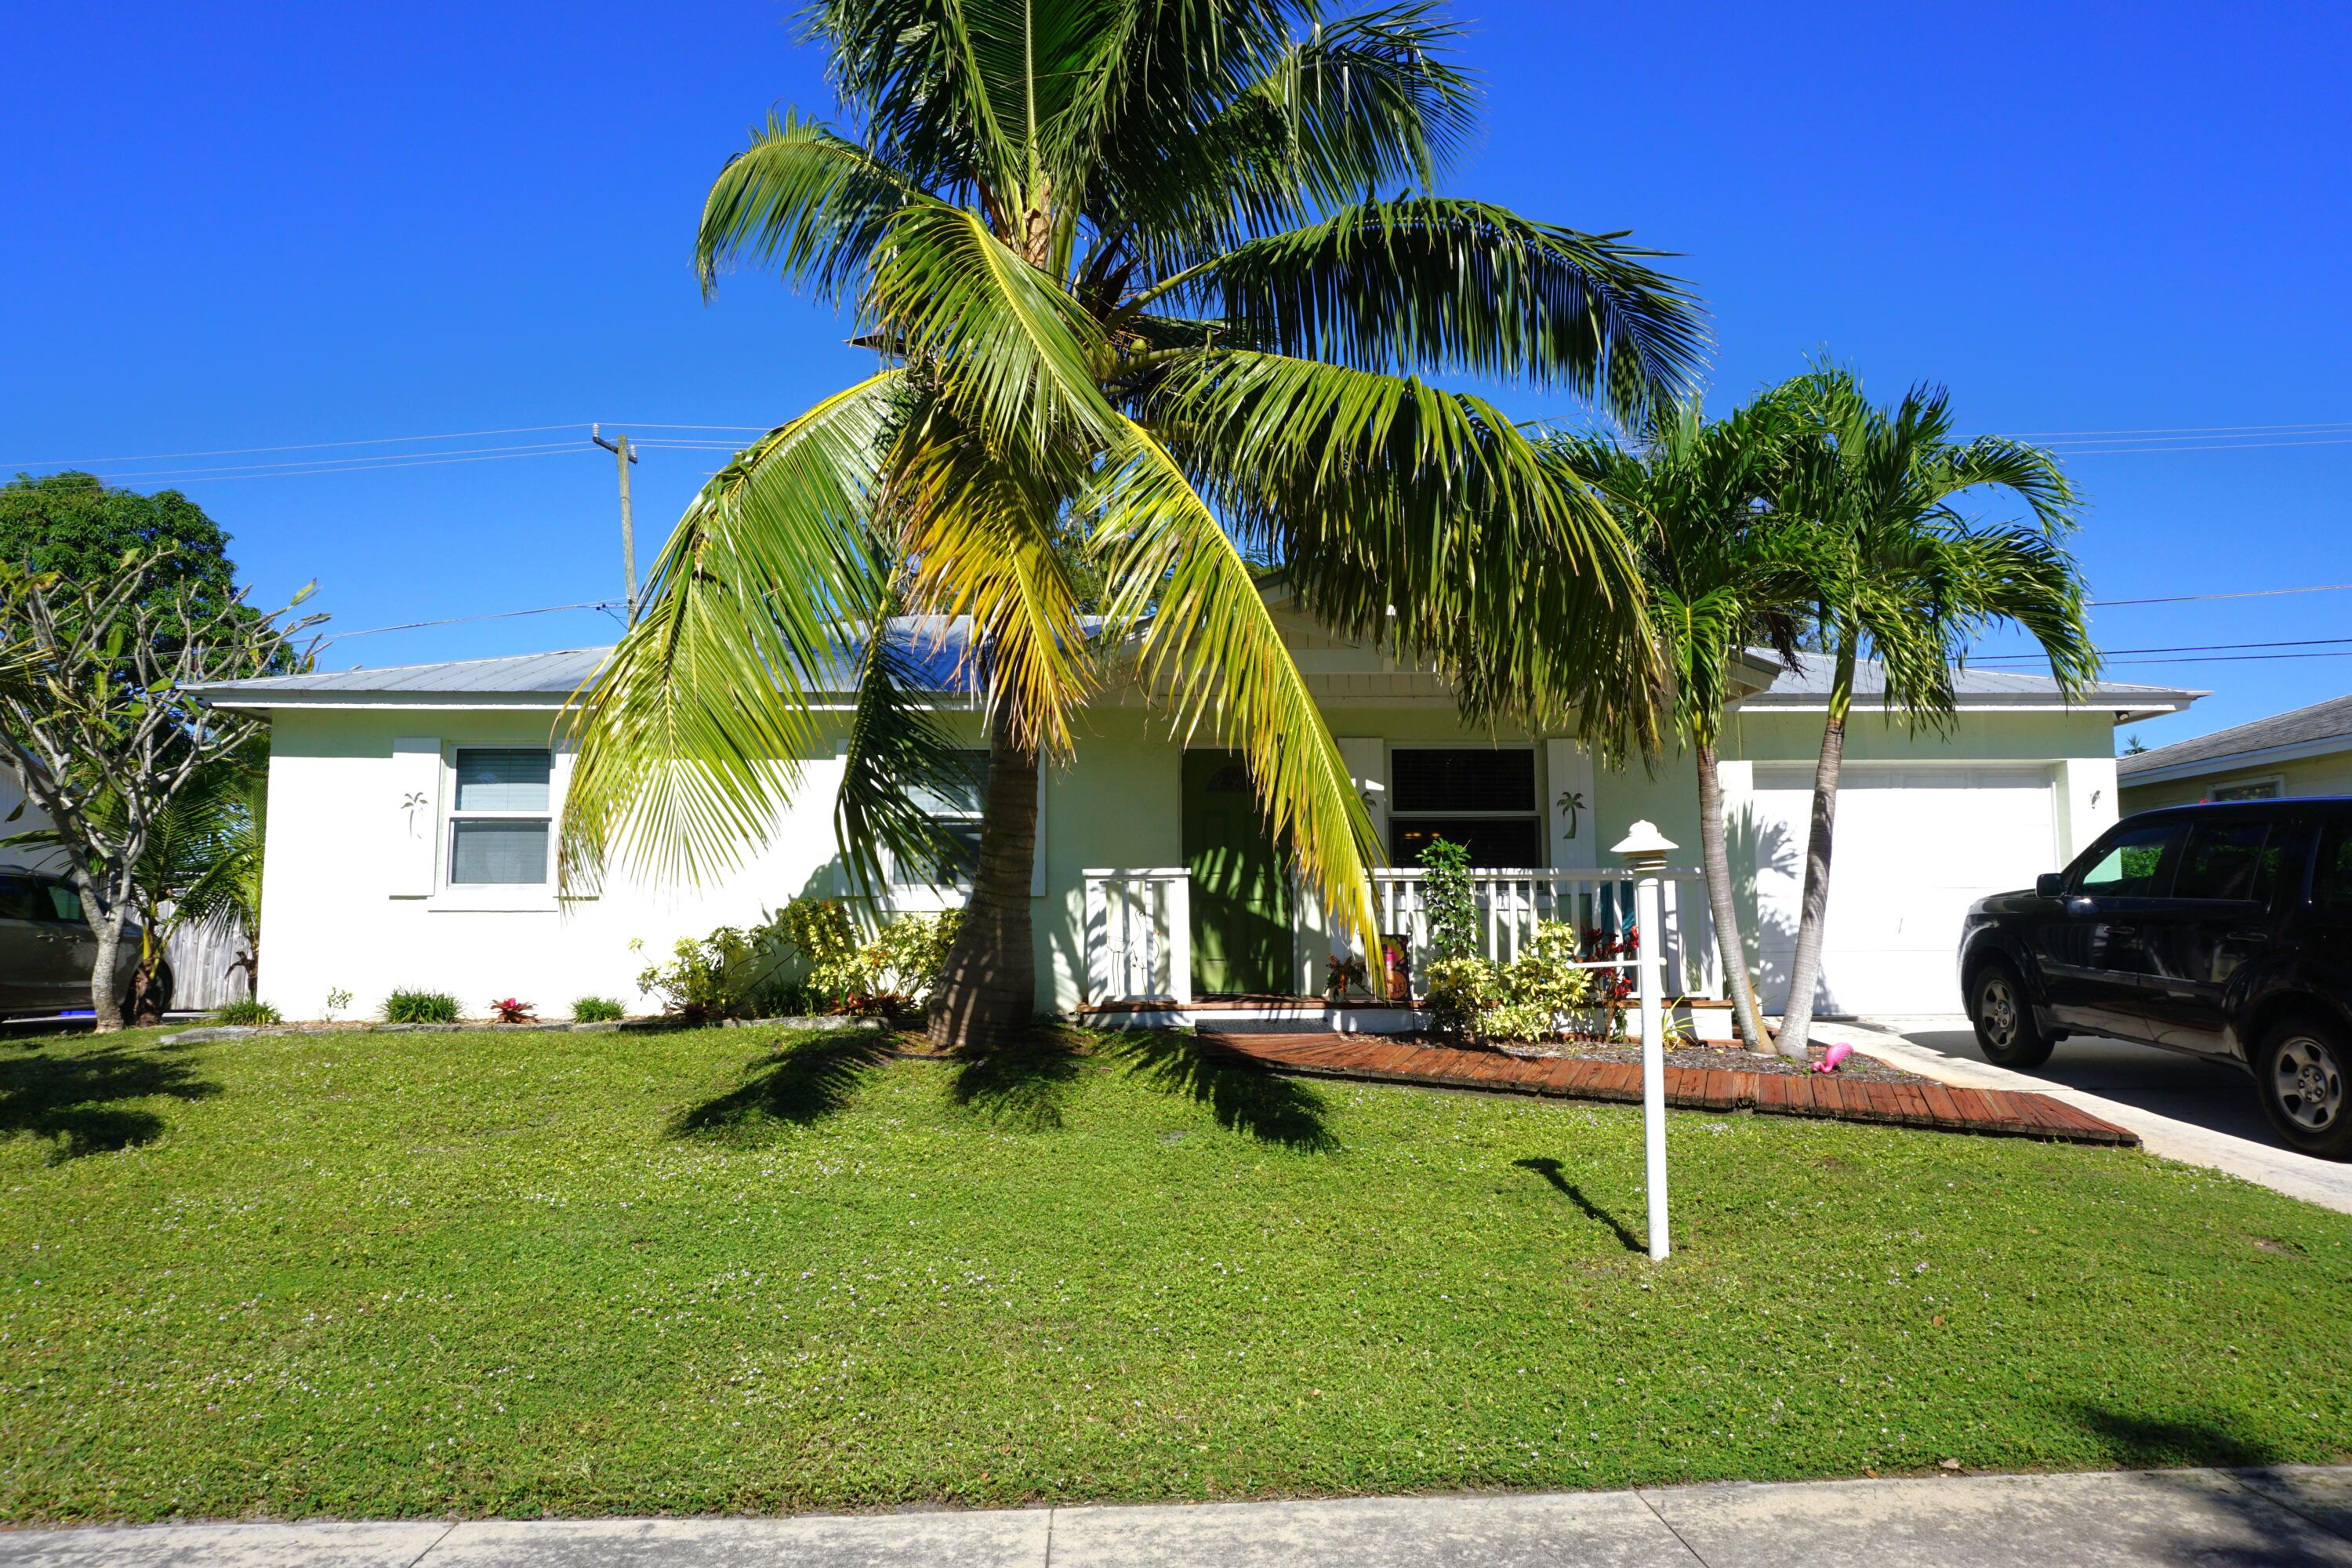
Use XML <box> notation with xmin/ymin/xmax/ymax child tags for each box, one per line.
<box><xmin>561</xmin><ymin>0</ymin><xmax>1704</xmax><ymax>1049</ymax></box>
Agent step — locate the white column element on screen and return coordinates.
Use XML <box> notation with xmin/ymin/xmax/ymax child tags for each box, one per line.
<box><xmin>1635</xmin><ymin>866</ymin><xmax>1669</xmax><ymax>1261</ymax></box>
<box><xmin>1167</xmin><ymin>873</ymin><xmax>1194</xmax><ymax>1006</ymax></box>
<box><xmin>2056</xmin><ymin>757</ymin><xmax>2118</xmax><ymax>864</ymax></box>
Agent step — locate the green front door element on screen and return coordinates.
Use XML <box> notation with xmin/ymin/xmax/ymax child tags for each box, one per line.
<box><xmin>1182</xmin><ymin>751</ymin><xmax>1293</xmax><ymax>996</ymax></box>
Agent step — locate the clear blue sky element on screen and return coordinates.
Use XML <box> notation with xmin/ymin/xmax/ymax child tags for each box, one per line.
<box><xmin>5</xmin><ymin>2</ymin><xmax>2346</xmax><ymax>749</ymax></box>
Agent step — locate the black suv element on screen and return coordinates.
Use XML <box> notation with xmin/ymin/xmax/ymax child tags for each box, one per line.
<box><xmin>1958</xmin><ymin>799</ymin><xmax>2352</xmax><ymax>1159</ymax></box>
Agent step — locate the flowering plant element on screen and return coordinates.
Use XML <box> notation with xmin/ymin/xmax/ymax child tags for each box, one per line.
<box><xmin>488</xmin><ymin>997</ymin><xmax>535</xmax><ymax>1024</ymax></box>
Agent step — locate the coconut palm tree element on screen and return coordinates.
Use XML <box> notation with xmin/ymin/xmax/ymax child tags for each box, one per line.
<box><xmin>1770</xmin><ymin>370</ymin><xmax>2096</xmax><ymax>1058</ymax></box>
<box><xmin>562</xmin><ymin>0</ymin><xmax>1706</xmax><ymax>1047</ymax></box>
<box><xmin>1547</xmin><ymin>394</ymin><xmax>1813</xmax><ymax>1054</ymax></box>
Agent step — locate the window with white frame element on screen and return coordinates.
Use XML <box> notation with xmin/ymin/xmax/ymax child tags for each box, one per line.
<box><xmin>1387</xmin><ymin>747</ymin><xmax>1542</xmax><ymax>867</ymax></box>
<box><xmin>892</xmin><ymin>750</ymin><xmax>989</xmax><ymax>888</ymax></box>
<box><xmin>2207</xmin><ymin>777</ymin><xmax>2283</xmax><ymax>803</ymax></box>
<box><xmin>448</xmin><ymin>747</ymin><xmax>553</xmax><ymax>886</ymax></box>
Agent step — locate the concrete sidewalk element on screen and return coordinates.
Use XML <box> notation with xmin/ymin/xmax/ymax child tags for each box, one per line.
<box><xmin>6</xmin><ymin>1467</ymin><xmax>2351</xmax><ymax>1566</ymax></box>
<box><xmin>1820</xmin><ymin>1018</ymin><xmax>2352</xmax><ymax>1215</ymax></box>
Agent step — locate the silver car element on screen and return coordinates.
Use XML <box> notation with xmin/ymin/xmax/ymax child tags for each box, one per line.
<box><xmin>0</xmin><ymin>871</ymin><xmax>160</xmax><ymax>1018</ymax></box>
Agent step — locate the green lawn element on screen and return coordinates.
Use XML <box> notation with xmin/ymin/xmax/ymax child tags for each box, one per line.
<box><xmin>2</xmin><ymin>1021</ymin><xmax>2347</xmax><ymax>1523</ymax></box>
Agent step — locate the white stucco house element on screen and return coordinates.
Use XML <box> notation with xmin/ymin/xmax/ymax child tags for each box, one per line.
<box><xmin>192</xmin><ymin>600</ymin><xmax>2196</xmax><ymax>1024</ymax></box>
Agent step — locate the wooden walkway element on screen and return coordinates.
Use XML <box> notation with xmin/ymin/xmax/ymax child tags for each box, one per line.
<box><xmin>1199</xmin><ymin>1031</ymin><xmax>2140</xmax><ymax>1148</ymax></box>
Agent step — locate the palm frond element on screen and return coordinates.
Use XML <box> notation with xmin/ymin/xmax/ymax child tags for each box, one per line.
<box><xmin>1143</xmin><ymin>349</ymin><xmax>1663</xmax><ymax>754</ymax></box>
<box><xmin>832</xmin><ymin>563</ymin><xmax>985</xmax><ymax>902</ymax></box>
<box><xmin>696</xmin><ymin>111</ymin><xmax>927</xmax><ymax>303</ymax></box>
<box><xmin>1152</xmin><ymin>198</ymin><xmax>1704</xmax><ymax>423</ymax></box>
<box><xmin>893</xmin><ymin>416</ymin><xmax>1098</xmax><ymax>758</ymax></box>
<box><xmin>1092</xmin><ymin>416</ymin><xmax>1384</xmax><ymax>944</ymax></box>
<box><xmin>866</xmin><ymin>202</ymin><xmax>1118</xmax><ymax>449</ymax></box>
<box><xmin>561</xmin><ymin>372</ymin><xmax>905</xmax><ymax>891</ymax></box>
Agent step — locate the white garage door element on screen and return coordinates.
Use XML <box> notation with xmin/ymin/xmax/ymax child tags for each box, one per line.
<box><xmin>1750</xmin><ymin>764</ymin><xmax>2057</xmax><ymax>1016</ymax></box>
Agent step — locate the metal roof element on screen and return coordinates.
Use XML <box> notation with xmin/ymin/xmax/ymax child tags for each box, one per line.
<box><xmin>191</xmin><ymin>620</ymin><xmax>980</xmax><ymax>709</ymax></box>
<box><xmin>1737</xmin><ymin>649</ymin><xmax>2199</xmax><ymax>717</ymax></box>
<box><xmin>2118</xmin><ymin>692</ymin><xmax>2352</xmax><ymax>780</ymax></box>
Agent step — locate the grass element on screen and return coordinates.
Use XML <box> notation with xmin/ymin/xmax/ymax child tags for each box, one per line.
<box><xmin>2</xmin><ymin>1022</ymin><xmax>2347</xmax><ymax>1523</ymax></box>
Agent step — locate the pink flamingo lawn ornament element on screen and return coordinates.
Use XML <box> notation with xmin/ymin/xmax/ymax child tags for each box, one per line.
<box><xmin>1812</xmin><ymin>1042</ymin><xmax>1853</xmax><ymax>1073</ymax></box>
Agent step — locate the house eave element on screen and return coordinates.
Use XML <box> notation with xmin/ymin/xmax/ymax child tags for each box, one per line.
<box><xmin>2119</xmin><ymin>732</ymin><xmax>2352</xmax><ymax>788</ymax></box>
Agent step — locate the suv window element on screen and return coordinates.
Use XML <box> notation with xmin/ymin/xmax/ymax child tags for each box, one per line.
<box><xmin>0</xmin><ymin>875</ymin><xmax>44</xmax><ymax>922</ymax></box>
<box><xmin>2315</xmin><ymin>826</ymin><xmax>2352</xmax><ymax>909</ymax></box>
<box><xmin>2073</xmin><ymin>821</ymin><xmax>2184</xmax><ymax>898</ymax></box>
<box><xmin>41</xmin><ymin>882</ymin><xmax>86</xmax><ymax>924</ymax></box>
<box><xmin>2173</xmin><ymin>820</ymin><xmax>2281</xmax><ymax>902</ymax></box>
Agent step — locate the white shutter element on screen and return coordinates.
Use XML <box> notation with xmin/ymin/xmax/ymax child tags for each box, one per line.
<box><xmin>1546</xmin><ymin>739</ymin><xmax>1597</xmax><ymax>869</ymax></box>
<box><xmin>1337</xmin><ymin>739</ymin><xmax>1387</xmax><ymax>854</ymax></box>
<box><xmin>1030</xmin><ymin>768</ymin><xmax>1047</xmax><ymax>897</ymax></box>
<box><xmin>388</xmin><ymin>738</ymin><xmax>441</xmax><ymax>897</ymax></box>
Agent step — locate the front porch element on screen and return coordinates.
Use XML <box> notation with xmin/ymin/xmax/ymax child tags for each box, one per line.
<box><xmin>1076</xmin><ymin>866</ymin><xmax>1731</xmax><ymax>1036</ymax></box>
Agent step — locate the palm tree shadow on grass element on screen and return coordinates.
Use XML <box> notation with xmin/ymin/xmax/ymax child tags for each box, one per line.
<box><xmin>946</xmin><ymin>1028</ymin><xmax>1086</xmax><ymax>1132</ymax></box>
<box><xmin>1110</xmin><ymin>1031</ymin><xmax>1338</xmax><ymax>1152</ymax></box>
<box><xmin>0</xmin><ymin>1038</ymin><xmax>221</xmax><ymax>1163</ymax></box>
<box><xmin>669</xmin><ymin>1029</ymin><xmax>896</xmax><ymax>1146</ymax></box>
<box><xmin>1513</xmin><ymin>1156</ymin><xmax>1644</xmax><ymax>1254</ymax></box>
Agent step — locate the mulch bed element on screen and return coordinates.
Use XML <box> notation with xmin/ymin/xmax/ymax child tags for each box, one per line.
<box><xmin>1489</xmin><ymin>1036</ymin><xmax>1931</xmax><ymax>1084</ymax></box>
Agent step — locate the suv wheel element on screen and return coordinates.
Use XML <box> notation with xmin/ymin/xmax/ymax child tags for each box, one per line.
<box><xmin>1969</xmin><ymin>960</ymin><xmax>2053</xmax><ymax>1069</ymax></box>
<box><xmin>2259</xmin><ymin>1018</ymin><xmax>2352</xmax><ymax>1160</ymax></box>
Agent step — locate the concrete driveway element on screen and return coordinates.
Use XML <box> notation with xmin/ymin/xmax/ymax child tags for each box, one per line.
<box><xmin>1826</xmin><ymin>1015</ymin><xmax>2352</xmax><ymax>1214</ymax></box>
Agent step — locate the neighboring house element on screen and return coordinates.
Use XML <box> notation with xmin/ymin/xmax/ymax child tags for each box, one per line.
<box><xmin>2118</xmin><ymin>694</ymin><xmax>2352</xmax><ymax>813</ymax></box>
<box><xmin>191</xmin><ymin>599</ymin><xmax>2197</xmax><ymax>1022</ymax></box>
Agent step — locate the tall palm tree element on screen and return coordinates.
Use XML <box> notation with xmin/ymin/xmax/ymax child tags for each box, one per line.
<box><xmin>562</xmin><ymin>0</ymin><xmax>1706</xmax><ymax>1047</ymax></box>
<box><xmin>1770</xmin><ymin>370</ymin><xmax>2096</xmax><ymax>1058</ymax></box>
<box><xmin>1548</xmin><ymin>394</ymin><xmax>1809</xmax><ymax>1054</ymax></box>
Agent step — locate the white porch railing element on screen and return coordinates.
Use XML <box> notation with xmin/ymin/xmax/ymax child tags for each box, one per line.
<box><xmin>1363</xmin><ymin>868</ymin><xmax>1721</xmax><ymax>1000</ymax></box>
<box><xmin>1081</xmin><ymin>865</ymin><xmax>1722</xmax><ymax>1006</ymax></box>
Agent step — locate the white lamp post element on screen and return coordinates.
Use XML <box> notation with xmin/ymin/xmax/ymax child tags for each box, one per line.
<box><xmin>1611</xmin><ymin>819</ymin><xmax>1677</xmax><ymax>1262</ymax></box>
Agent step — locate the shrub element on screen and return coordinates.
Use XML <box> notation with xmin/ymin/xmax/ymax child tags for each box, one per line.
<box><xmin>488</xmin><ymin>997</ymin><xmax>535</xmax><ymax>1024</ymax></box>
<box><xmin>210</xmin><ymin>998</ymin><xmax>281</xmax><ymax>1026</ymax></box>
<box><xmin>633</xmin><ymin>927</ymin><xmax>774</xmax><ymax>1023</ymax></box>
<box><xmin>1424</xmin><ymin>955</ymin><xmax>1500</xmax><ymax>1040</ymax></box>
<box><xmin>1483</xmin><ymin>921</ymin><xmax>1594</xmax><ymax>1042</ymax></box>
<box><xmin>381</xmin><ymin>989</ymin><xmax>461</xmax><ymax>1025</ymax></box>
<box><xmin>1417</xmin><ymin>837</ymin><xmax>1479</xmax><ymax>962</ymax></box>
<box><xmin>571</xmin><ymin>996</ymin><xmax>625</xmax><ymax>1023</ymax></box>
<box><xmin>636</xmin><ymin>902</ymin><xmax>967</xmax><ymax>1023</ymax></box>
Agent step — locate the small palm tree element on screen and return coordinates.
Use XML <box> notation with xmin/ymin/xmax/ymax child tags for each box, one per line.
<box><xmin>1771</xmin><ymin>370</ymin><xmax>2096</xmax><ymax>1058</ymax></box>
<box><xmin>563</xmin><ymin>1</ymin><xmax>1705</xmax><ymax>1047</ymax></box>
<box><xmin>1548</xmin><ymin>394</ymin><xmax>1809</xmax><ymax>1054</ymax></box>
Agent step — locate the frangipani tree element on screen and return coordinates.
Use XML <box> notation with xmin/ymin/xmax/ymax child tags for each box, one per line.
<box><xmin>1771</xmin><ymin>370</ymin><xmax>2096</xmax><ymax>1057</ymax></box>
<box><xmin>562</xmin><ymin>0</ymin><xmax>1705</xmax><ymax>1047</ymax></box>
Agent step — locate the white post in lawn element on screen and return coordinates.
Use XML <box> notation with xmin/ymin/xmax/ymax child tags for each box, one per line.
<box><xmin>1613</xmin><ymin>820</ymin><xmax>1677</xmax><ymax>1262</ymax></box>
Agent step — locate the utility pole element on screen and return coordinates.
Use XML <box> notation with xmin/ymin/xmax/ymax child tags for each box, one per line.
<box><xmin>590</xmin><ymin>423</ymin><xmax>639</xmax><ymax>624</ymax></box>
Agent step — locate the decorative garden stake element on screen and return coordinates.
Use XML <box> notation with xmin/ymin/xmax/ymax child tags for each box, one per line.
<box><xmin>1612</xmin><ymin>819</ymin><xmax>1678</xmax><ymax>1261</ymax></box>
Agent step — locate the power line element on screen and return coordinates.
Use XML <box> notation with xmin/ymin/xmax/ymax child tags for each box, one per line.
<box><xmin>2000</xmin><ymin>419</ymin><xmax>2352</xmax><ymax>439</ymax></box>
<box><xmin>91</xmin><ymin>441</ymin><xmax>584</xmax><ymax>483</ymax></box>
<box><xmin>93</xmin><ymin>447</ymin><xmax>588</xmax><ymax>485</ymax></box>
<box><xmin>2095</xmin><ymin>649</ymin><xmax>2352</xmax><ymax>667</ymax></box>
<box><xmin>1975</xmin><ymin>635</ymin><xmax>2352</xmax><ymax>663</ymax></box>
<box><xmin>2089</xmin><ymin>582</ymin><xmax>2352</xmax><ymax>608</ymax></box>
<box><xmin>2</xmin><ymin>423</ymin><xmax>591</xmax><ymax>470</ymax></box>
<box><xmin>317</xmin><ymin>600</ymin><xmax>624</xmax><ymax>646</ymax></box>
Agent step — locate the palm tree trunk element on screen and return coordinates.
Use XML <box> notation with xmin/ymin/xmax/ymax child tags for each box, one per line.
<box><xmin>1694</xmin><ymin>739</ymin><xmax>1768</xmax><ymax>1054</ymax></box>
<box><xmin>927</xmin><ymin>713</ymin><xmax>1040</xmax><ymax>1050</ymax></box>
<box><xmin>1776</xmin><ymin>641</ymin><xmax>1857</xmax><ymax>1059</ymax></box>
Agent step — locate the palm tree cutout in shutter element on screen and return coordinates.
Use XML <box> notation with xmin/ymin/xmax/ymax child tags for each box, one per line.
<box><xmin>1556</xmin><ymin>789</ymin><xmax>1584</xmax><ymax>841</ymax></box>
<box><xmin>401</xmin><ymin>791</ymin><xmax>430</xmax><ymax>840</ymax></box>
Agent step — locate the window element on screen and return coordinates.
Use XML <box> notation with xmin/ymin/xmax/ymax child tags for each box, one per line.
<box><xmin>0</xmin><ymin>875</ymin><xmax>44</xmax><ymax>923</ymax></box>
<box><xmin>2072</xmin><ymin>821</ymin><xmax>2183</xmax><ymax>898</ymax></box>
<box><xmin>448</xmin><ymin>748</ymin><xmax>552</xmax><ymax>886</ymax></box>
<box><xmin>1388</xmin><ymin>747</ymin><xmax>1542</xmax><ymax>868</ymax></box>
<box><xmin>2173</xmin><ymin>820</ymin><xmax>2281</xmax><ymax>902</ymax></box>
<box><xmin>2315</xmin><ymin>826</ymin><xmax>2352</xmax><ymax>910</ymax></box>
<box><xmin>42</xmin><ymin>883</ymin><xmax>85</xmax><ymax>924</ymax></box>
<box><xmin>2208</xmin><ymin>778</ymin><xmax>2282</xmax><ymax>803</ymax></box>
<box><xmin>893</xmin><ymin>750</ymin><xmax>988</xmax><ymax>887</ymax></box>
